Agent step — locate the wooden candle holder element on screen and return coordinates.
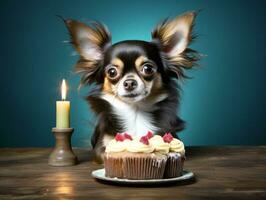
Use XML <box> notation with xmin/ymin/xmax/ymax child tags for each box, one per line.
<box><xmin>48</xmin><ymin>128</ymin><xmax>77</xmax><ymax>166</ymax></box>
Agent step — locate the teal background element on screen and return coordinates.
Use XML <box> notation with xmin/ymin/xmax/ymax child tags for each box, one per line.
<box><xmin>1</xmin><ymin>0</ymin><xmax>266</xmax><ymax>147</ymax></box>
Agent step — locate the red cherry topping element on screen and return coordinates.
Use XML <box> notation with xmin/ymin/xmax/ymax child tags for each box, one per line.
<box><xmin>146</xmin><ymin>131</ymin><xmax>153</xmax><ymax>139</ymax></box>
<box><xmin>123</xmin><ymin>132</ymin><xmax>133</xmax><ymax>140</ymax></box>
<box><xmin>115</xmin><ymin>133</ymin><xmax>125</xmax><ymax>142</ymax></box>
<box><xmin>140</xmin><ymin>136</ymin><xmax>149</xmax><ymax>145</ymax></box>
<box><xmin>163</xmin><ymin>133</ymin><xmax>174</xmax><ymax>143</ymax></box>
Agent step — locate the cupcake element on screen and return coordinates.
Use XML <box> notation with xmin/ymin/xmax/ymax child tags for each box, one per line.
<box><xmin>104</xmin><ymin>131</ymin><xmax>186</xmax><ymax>180</ymax></box>
<box><xmin>163</xmin><ymin>133</ymin><xmax>185</xmax><ymax>178</ymax></box>
<box><xmin>122</xmin><ymin>134</ymin><xmax>167</xmax><ymax>180</ymax></box>
<box><xmin>104</xmin><ymin>133</ymin><xmax>132</xmax><ymax>178</ymax></box>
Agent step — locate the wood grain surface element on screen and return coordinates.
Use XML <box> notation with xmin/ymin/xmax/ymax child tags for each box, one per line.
<box><xmin>0</xmin><ymin>146</ymin><xmax>265</xmax><ymax>200</ymax></box>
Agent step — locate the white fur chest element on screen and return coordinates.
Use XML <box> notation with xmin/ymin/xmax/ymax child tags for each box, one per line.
<box><xmin>101</xmin><ymin>93</ymin><xmax>158</xmax><ymax>137</ymax></box>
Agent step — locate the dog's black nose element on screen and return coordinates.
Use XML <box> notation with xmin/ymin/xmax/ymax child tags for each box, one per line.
<box><xmin>123</xmin><ymin>79</ymin><xmax>137</xmax><ymax>91</ymax></box>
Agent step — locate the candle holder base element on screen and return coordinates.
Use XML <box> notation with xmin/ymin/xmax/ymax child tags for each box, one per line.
<box><xmin>48</xmin><ymin>128</ymin><xmax>77</xmax><ymax>166</ymax></box>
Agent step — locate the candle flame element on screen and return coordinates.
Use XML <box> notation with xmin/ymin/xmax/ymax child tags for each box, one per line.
<box><xmin>61</xmin><ymin>79</ymin><xmax>67</xmax><ymax>100</ymax></box>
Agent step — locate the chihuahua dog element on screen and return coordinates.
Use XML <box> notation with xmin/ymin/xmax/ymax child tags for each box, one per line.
<box><xmin>63</xmin><ymin>11</ymin><xmax>200</xmax><ymax>163</ymax></box>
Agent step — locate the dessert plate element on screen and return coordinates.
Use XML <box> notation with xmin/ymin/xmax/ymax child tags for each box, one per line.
<box><xmin>91</xmin><ymin>168</ymin><xmax>195</xmax><ymax>185</ymax></box>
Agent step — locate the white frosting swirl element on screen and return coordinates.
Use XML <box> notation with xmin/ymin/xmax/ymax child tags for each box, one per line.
<box><xmin>105</xmin><ymin>139</ymin><xmax>131</xmax><ymax>153</ymax></box>
<box><xmin>149</xmin><ymin>135</ymin><xmax>170</xmax><ymax>154</ymax></box>
<box><xmin>127</xmin><ymin>138</ymin><xmax>154</xmax><ymax>153</ymax></box>
<box><xmin>169</xmin><ymin>138</ymin><xmax>185</xmax><ymax>156</ymax></box>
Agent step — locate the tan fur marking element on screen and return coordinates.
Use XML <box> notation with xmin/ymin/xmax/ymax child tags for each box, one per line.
<box><xmin>135</xmin><ymin>56</ymin><xmax>147</xmax><ymax>68</ymax></box>
<box><xmin>111</xmin><ymin>57</ymin><xmax>124</xmax><ymax>70</ymax></box>
<box><xmin>103</xmin><ymin>77</ymin><xmax>114</xmax><ymax>94</ymax></box>
<box><xmin>147</xmin><ymin>74</ymin><xmax>167</xmax><ymax>103</ymax></box>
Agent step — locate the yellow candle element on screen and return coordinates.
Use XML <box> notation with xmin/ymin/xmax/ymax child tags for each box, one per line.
<box><xmin>56</xmin><ymin>79</ymin><xmax>70</xmax><ymax>128</ymax></box>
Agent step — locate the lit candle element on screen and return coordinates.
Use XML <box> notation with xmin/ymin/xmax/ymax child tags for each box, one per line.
<box><xmin>56</xmin><ymin>79</ymin><xmax>70</xmax><ymax>128</ymax></box>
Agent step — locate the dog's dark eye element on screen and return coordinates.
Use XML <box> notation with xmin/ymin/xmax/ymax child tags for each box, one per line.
<box><xmin>106</xmin><ymin>66</ymin><xmax>119</xmax><ymax>79</ymax></box>
<box><xmin>141</xmin><ymin>64</ymin><xmax>156</xmax><ymax>76</ymax></box>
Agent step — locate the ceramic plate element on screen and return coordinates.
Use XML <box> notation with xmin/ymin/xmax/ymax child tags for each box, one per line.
<box><xmin>91</xmin><ymin>168</ymin><xmax>195</xmax><ymax>185</ymax></box>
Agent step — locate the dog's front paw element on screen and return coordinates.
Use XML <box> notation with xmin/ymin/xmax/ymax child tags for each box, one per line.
<box><xmin>92</xmin><ymin>147</ymin><xmax>105</xmax><ymax>164</ymax></box>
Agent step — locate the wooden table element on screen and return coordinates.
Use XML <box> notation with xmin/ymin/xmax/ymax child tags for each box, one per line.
<box><xmin>0</xmin><ymin>147</ymin><xmax>265</xmax><ymax>200</ymax></box>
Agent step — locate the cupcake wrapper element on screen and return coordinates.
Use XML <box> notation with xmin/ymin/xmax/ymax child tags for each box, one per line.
<box><xmin>123</xmin><ymin>155</ymin><xmax>167</xmax><ymax>180</ymax></box>
<box><xmin>164</xmin><ymin>153</ymin><xmax>183</xmax><ymax>178</ymax></box>
<box><xmin>104</xmin><ymin>154</ymin><xmax>124</xmax><ymax>178</ymax></box>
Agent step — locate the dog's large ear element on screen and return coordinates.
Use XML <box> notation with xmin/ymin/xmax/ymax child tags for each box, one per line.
<box><xmin>152</xmin><ymin>12</ymin><xmax>199</xmax><ymax>79</ymax></box>
<box><xmin>64</xmin><ymin>19</ymin><xmax>111</xmax><ymax>85</ymax></box>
